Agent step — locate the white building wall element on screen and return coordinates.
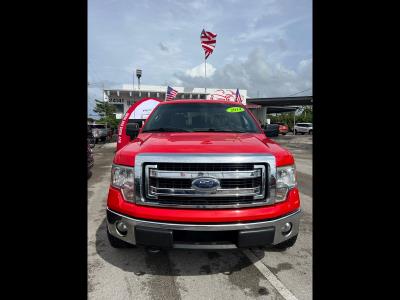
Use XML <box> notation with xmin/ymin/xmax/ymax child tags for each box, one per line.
<box><xmin>106</xmin><ymin>84</ymin><xmax>248</xmax><ymax>118</ymax></box>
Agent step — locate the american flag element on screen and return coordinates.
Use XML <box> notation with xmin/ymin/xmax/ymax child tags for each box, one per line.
<box><xmin>235</xmin><ymin>89</ymin><xmax>243</xmax><ymax>103</ymax></box>
<box><xmin>166</xmin><ymin>86</ymin><xmax>178</xmax><ymax>101</ymax></box>
<box><xmin>200</xmin><ymin>29</ymin><xmax>217</xmax><ymax>59</ymax></box>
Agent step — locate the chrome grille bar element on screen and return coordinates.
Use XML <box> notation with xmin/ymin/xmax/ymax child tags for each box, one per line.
<box><xmin>149</xmin><ymin>186</ymin><xmax>261</xmax><ymax>197</ymax></box>
<box><xmin>149</xmin><ymin>169</ymin><xmax>262</xmax><ymax>179</ymax></box>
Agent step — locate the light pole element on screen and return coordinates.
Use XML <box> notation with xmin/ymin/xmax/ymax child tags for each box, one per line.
<box><xmin>136</xmin><ymin>69</ymin><xmax>142</xmax><ymax>91</ymax></box>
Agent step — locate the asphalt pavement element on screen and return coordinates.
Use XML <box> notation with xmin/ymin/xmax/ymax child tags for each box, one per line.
<box><xmin>88</xmin><ymin>134</ymin><xmax>312</xmax><ymax>300</ymax></box>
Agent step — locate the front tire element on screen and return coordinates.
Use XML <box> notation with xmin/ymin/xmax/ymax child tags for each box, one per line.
<box><xmin>107</xmin><ymin>228</ymin><xmax>135</xmax><ymax>248</ymax></box>
<box><xmin>273</xmin><ymin>235</ymin><xmax>298</xmax><ymax>250</ymax></box>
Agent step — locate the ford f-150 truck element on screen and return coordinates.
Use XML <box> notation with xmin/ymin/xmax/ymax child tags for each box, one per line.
<box><xmin>106</xmin><ymin>100</ymin><xmax>301</xmax><ymax>250</ymax></box>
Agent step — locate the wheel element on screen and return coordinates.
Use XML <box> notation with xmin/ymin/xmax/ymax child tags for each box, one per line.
<box><xmin>301</xmin><ymin>132</ymin><xmax>305</xmax><ymax>135</ymax></box>
<box><xmin>273</xmin><ymin>235</ymin><xmax>298</xmax><ymax>250</ymax></box>
<box><xmin>107</xmin><ymin>228</ymin><xmax>135</xmax><ymax>248</ymax></box>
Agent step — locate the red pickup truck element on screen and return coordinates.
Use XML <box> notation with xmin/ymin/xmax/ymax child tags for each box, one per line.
<box><xmin>106</xmin><ymin>100</ymin><xmax>301</xmax><ymax>250</ymax></box>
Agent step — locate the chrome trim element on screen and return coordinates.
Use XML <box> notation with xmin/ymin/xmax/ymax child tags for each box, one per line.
<box><xmin>149</xmin><ymin>169</ymin><xmax>262</xmax><ymax>179</ymax></box>
<box><xmin>253</xmin><ymin>164</ymin><xmax>266</xmax><ymax>200</ymax></box>
<box><xmin>134</xmin><ymin>153</ymin><xmax>277</xmax><ymax>208</ymax></box>
<box><xmin>149</xmin><ymin>186</ymin><xmax>260</xmax><ymax>197</ymax></box>
<box><xmin>106</xmin><ymin>208</ymin><xmax>301</xmax><ymax>246</ymax></box>
<box><xmin>144</xmin><ymin>164</ymin><xmax>157</xmax><ymax>199</ymax></box>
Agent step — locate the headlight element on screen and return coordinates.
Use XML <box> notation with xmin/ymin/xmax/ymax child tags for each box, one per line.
<box><xmin>111</xmin><ymin>164</ymin><xmax>135</xmax><ymax>202</ymax></box>
<box><xmin>276</xmin><ymin>164</ymin><xmax>297</xmax><ymax>202</ymax></box>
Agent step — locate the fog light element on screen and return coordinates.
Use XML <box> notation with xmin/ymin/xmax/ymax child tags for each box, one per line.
<box><xmin>115</xmin><ymin>221</ymin><xmax>128</xmax><ymax>236</ymax></box>
<box><xmin>281</xmin><ymin>222</ymin><xmax>292</xmax><ymax>235</ymax></box>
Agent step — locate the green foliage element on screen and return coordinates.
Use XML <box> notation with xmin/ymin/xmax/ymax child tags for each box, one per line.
<box><xmin>93</xmin><ymin>100</ymin><xmax>119</xmax><ymax>130</ymax></box>
<box><xmin>269</xmin><ymin>106</ymin><xmax>313</xmax><ymax>129</ymax></box>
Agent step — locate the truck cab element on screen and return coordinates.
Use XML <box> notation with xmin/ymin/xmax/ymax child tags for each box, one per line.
<box><xmin>106</xmin><ymin>100</ymin><xmax>301</xmax><ymax>250</ymax></box>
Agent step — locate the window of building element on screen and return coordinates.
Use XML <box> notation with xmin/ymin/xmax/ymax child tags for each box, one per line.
<box><xmin>113</xmin><ymin>104</ymin><xmax>124</xmax><ymax>114</ymax></box>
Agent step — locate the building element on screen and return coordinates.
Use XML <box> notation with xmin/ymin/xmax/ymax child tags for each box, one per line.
<box><xmin>104</xmin><ymin>84</ymin><xmax>247</xmax><ymax>119</ymax></box>
<box><xmin>103</xmin><ymin>84</ymin><xmax>312</xmax><ymax>126</ymax></box>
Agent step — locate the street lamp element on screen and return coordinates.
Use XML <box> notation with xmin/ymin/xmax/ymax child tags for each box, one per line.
<box><xmin>136</xmin><ymin>69</ymin><xmax>142</xmax><ymax>91</ymax></box>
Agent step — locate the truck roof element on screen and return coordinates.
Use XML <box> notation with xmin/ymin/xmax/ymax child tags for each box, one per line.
<box><xmin>157</xmin><ymin>100</ymin><xmax>246</xmax><ymax>106</ymax></box>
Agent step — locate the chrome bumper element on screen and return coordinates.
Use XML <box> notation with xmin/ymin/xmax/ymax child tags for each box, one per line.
<box><xmin>106</xmin><ymin>208</ymin><xmax>301</xmax><ymax>249</ymax></box>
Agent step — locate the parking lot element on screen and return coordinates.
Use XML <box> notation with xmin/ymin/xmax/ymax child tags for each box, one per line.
<box><xmin>88</xmin><ymin>134</ymin><xmax>312</xmax><ymax>300</ymax></box>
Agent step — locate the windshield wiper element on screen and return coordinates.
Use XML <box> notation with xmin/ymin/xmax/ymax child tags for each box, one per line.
<box><xmin>192</xmin><ymin>129</ymin><xmax>248</xmax><ymax>133</ymax></box>
<box><xmin>142</xmin><ymin>127</ymin><xmax>190</xmax><ymax>132</ymax></box>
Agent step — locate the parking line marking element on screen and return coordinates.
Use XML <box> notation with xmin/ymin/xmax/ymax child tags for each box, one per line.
<box><xmin>242</xmin><ymin>249</ymin><xmax>298</xmax><ymax>300</ymax></box>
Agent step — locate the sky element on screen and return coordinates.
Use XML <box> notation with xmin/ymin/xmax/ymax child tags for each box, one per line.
<box><xmin>88</xmin><ymin>0</ymin><xmax>312</xmax><ymax>115</ymax></box>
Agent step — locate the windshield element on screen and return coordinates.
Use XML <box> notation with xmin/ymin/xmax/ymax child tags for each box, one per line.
<box><xmin>142</xmin><ymin>103</ymin><xmax>261</xmax><ymax>133</ymax></box>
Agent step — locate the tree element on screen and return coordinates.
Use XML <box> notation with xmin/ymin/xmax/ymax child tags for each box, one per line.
<box><xmin>269</xmin><ymin>105</ymin><xmax>313</xmax><ymax>129</ymax></box>
<box><xmin>93</xmin><ymin>100</ymin><xmax>119</xmax><ymax>130</ymax></box>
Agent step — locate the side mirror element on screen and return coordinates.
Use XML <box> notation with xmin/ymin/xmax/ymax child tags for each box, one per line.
<box><xmin>126</xmin><ymin>123</ymin><xmax>139</xmax><ymax>140</ymax></box>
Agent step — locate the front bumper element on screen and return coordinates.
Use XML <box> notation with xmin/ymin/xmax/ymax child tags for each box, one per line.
<box><xmin>106</xmin><ymin>208</ymin><xmax>301</xmax><ymax>249</ymax></box>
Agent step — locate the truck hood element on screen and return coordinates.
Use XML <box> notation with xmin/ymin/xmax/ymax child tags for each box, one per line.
<box><xmin>114</xmin><ymin>132</ymin><xmax>294</xmax><ymax>166</ymax></box>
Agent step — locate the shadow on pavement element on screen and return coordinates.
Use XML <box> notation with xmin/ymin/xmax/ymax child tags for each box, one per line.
<box><xmin>95</xmin><ymin>218</ymin><xmax>265</xmax><ymax>276</ymax></box>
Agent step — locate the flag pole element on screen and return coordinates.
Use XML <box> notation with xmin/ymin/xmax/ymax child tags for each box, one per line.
<box><xmin>204</xmin><ymin>57</ymin><xmax>207</xmax><ymax>96</ymax></box>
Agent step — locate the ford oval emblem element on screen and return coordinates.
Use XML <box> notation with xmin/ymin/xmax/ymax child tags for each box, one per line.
<box><xmin>192</xmin><ymin>177</ymin><xmax>220</xmax><ymax>193</ymax></box>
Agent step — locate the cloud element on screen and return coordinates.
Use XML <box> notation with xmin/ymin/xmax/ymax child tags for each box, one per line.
<box><xmin>236</xmin><ymin>15</ymin><xmax>310</xmax><ymax>44</ymax></box>
<box><xmin>173</xmin><ymin>48</ymin><xmax>312</xmax><ymax>97</ymax></box>
<box><xmin>185</xmin><ymin>62</ymin><xmax>216</xmax><ymax>78</ymax></box>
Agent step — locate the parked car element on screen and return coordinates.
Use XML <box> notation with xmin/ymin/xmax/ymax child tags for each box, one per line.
<box><xmin>106</xmin><ymin>100</ymin><xmax>300</xmax><ymax>251</ymax></box>
<box><xmin>87</xmin><ymin>142</ymin><xmax>94</xmax><ymax>175</ymax></box>
<box><xmin>263</xmin><ymin>123</ymin><xmax>279</xmax><ymax>137</ymax></box>
<box><xmin>272</xmin><ymin>122</ymin><xmax>289</xmax><ymax>135</ymax></box>
<box><xmin>88</xmin><ymin>126</ymin><xmax>95</xmax><ymax>148</ymax></box>
<box><xmin>88</xmin><ymin>123</ymin><xmax>108</xmax><ymax>143</ymax></box>
<box><xmin>294</xmin><ymin>123</ymin><xmax>313</xmax><ymax>135</ymax></box>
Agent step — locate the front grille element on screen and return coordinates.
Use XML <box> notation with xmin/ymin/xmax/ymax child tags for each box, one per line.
<box><xmin>142</xmin><ymin>162</ymin><xmax>268</xmax><ymax>208</ymax></box>
<box><xmin>150</xmin><ymin>178</ymin><xmax>262</xmax><ymax>189</ymax></box>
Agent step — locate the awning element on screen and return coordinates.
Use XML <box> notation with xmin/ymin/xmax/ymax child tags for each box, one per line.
<box><xmin>265</xmin><ymin>106</ymin><xmax>299</xmax><ymax>113</ymax></box>
<box><xmin>247</xmin><ymin>96</ymin><xmax>312</xmax><ymax>106</ymax></box>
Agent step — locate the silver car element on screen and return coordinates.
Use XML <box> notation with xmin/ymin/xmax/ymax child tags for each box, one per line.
<box><xmin>89</xmin><ymin>124</ymin><xmax>108</xmax><ymax>143</ymax></box>
<box><xmin>294</xmin><ymin>123</ymin><xmax>313</xmax><ymax>135</ymax></box>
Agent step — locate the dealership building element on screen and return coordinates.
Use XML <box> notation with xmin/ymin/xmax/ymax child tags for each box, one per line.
<box><xmin>104</xmin><ymin>84</ymin><xmax>248</xmax><ymax>119</ymax></box>
<box><xmin>103</xmin><ymin>84</ymin><xmax>312</xmax><ymax>125</ymax></box>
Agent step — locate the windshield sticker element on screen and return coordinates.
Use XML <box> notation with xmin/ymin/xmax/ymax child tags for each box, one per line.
<box><xmin>226</xmin><ymin>107</ymin><xmax>245</xmax><ymax>113</ymax></box>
